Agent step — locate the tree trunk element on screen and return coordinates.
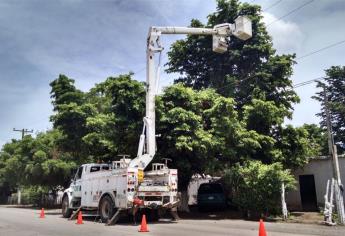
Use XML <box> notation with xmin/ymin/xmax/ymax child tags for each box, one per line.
<box><xmin>178</xmin><ymin>191</ymin><xmax>190</xmax><ymax>212</ymax></box>
<box><xmin>17</xmin><ymin>188</ymin><xmax>21</xmax><ymax>205</ymax></box>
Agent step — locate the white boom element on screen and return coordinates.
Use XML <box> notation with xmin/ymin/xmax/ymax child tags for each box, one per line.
<box><xmin>129</xmin><ymin>16</ymin><xmax>252</xmax><ymax>169</ymax></box>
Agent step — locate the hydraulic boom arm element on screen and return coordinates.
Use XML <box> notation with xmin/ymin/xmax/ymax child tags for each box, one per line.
<box><xmin>129</xmin><ymin>16</ymin><xmax>252</xmax><ymax>169</ymax></box>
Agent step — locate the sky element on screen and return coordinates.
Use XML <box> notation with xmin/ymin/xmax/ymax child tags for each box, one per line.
<box><xmin>0</xmin><ymin>0</ymin><xmax>344</xmax><ymax>147</ymax></box>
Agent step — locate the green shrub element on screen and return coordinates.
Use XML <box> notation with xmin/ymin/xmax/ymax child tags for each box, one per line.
<box><xmin>21</xmin><ymin>186</ymin><xmax>50</xmax><ymax>206</ymax></box>
<box><xmin>224</xmin><ymin>160</ymin><xmax>296</xmax><ymax>217</ymax></box>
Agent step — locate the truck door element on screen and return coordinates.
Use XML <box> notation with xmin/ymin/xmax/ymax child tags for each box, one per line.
<box><xmin>72</xmin><ymin>166</ymin><xmax>83</xmax><ymax>199</ymax></box>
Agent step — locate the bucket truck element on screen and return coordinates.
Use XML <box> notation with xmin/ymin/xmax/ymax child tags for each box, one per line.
<box><xmin>61</xmin><ymin>16</ymin><xmax>252</xmax><ymax>225</ymax></box>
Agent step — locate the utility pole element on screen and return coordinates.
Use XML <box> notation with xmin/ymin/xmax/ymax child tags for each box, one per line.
<box><xmin>13</xmin><ymin>128</ymin><xmax>34</xmax><ymax>139</ymax></box>
<box><xmin>12</xmin><ymin>128</ymin><xmax>33</xmax><ymax>205</ymax></box>
<box><xmin>323</xmin><ymin>87</ymin><xmax>345</xmax><ymax>224</ymax></box>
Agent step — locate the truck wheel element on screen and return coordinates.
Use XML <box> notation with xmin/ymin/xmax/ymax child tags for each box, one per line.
<box><xmin>99</xmin><ymin>195</ymin><xmax>115</xmax><ymax>223</ymax></box>
<box><xmin>62</xmin><ymin>195</ymin><xmax>73</xmax><ymax>218</ymax></box>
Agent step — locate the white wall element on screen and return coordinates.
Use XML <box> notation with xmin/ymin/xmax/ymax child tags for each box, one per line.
<box><xmin>187</xmin><ymin>176</ymin><xmax>220</xmax><ymax>205</ymax></box>
<box><xmin>286</xmin><ymin>157</ymin><xmax>345</xmax><ymax>210</ymax></box>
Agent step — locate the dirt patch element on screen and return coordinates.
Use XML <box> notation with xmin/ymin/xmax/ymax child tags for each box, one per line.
<box><xmin>286</xmin><ymin>212</ymin><xmax>324</xmax><ymax>224</ymax></box>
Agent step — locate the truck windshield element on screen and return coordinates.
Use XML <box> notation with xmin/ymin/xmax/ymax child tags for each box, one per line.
<box><xmin>76</xmin><ymin>166</ymin><xmax>83</xmax><ymax>179</ymax></box>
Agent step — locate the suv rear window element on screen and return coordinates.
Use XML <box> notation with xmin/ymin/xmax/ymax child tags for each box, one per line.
<box><xmin>198</xmin><ymin>184</ymin><xmax>223</xmax><ymax>194</ymax></box>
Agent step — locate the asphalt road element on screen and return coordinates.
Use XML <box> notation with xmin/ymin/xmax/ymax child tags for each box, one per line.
<box><xmin>0</xmin><ymin>206</ymin><xmax>344</xmax><ymax>236</ymax></box>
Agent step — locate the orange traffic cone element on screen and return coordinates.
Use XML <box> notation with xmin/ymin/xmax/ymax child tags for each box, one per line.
<box><xmin>76</xmin><ymin>211</ymin><xmax>84</xmax><ymax>225</ymax></box>
<box><xmin>138</xmin><ymin>214</ymin><xmax>149</xmax><ymax>232</ymax></box>
<box><xmin>39</xmin><ymin>208</ymin><xmax>45</xmax><ymax>218</ymax></box>
<box><xmin>258</xmin><ymin>219</ymin><xmax>267</xmax><ymax>236</ymax></box>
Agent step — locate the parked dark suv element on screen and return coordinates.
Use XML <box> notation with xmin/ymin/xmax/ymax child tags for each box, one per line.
<box><xmin>197</xmin><ymin>183</ymin><xmax>227</xmax><ymax>211</ymax></box>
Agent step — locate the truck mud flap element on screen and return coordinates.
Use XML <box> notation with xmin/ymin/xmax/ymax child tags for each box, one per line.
<box><xmin>170</xmin><ymin>208</ymin><xmax>180</xmax><ymax>221</ymax></box>
<box><xmin>69</xmin><ymin>206</ymin><xmax>82</xmax><ymax>221</ymax></box>
<box><xmin>162</xmin><ymin>201</ymin><xmax>180</xmax><ymax>221</ymax></box>
<box><xmin>106</xmin><ymin>208</ymin><xmax>123</xmax><ymax>226</ymax></box>
<box><xmin>162</xmin><ymin>200</ymin><xmax>179</xmax><ymax>209</ymax></box>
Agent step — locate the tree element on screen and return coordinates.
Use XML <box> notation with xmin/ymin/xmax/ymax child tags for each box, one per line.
<box><xmin>83</xmin><ymin>74</ymin><xmax>146</xmax><ymax>161</ymax></box>
<box><xmin>155</xmin><ymin>84</ymin><xmax>281</xmax><ymax>211</ymax></box>
<box><xmin>275</xmin><ymin>125</ymin><xmax>314</xmax><ymax>170</ymax></box>
<box><xmin>313</xmin><ymin>66</ymin><xmax>345</xmax><ymax>153</ymax></box>
<box><xmin>156</xmin><ymin>84</ymin><xmax>245</xmax><ymax>211</ymax></box>
<box><xmin>0</xmin><ymin>130</ymin><xmax>76</xmax><ymax>193</ymax></box>
<box><xmin>223</xmin><ymin>161</ymin><xmax>296</xmax><ymax>217</ymax></box>
<box><xmin>24</xmin><ymin>130</ymin><xmax>77</xmax><ymax>189</ymax></box>
<box><xmin>166</xmin><ymin>0</ymin><xmax>299</xmax><ymax>115</ymax></box>
<box><xmin>50</xmin><ymin>75</ymin><xmax>90</xmax><ymax>162</ymax></box>
<box><xmin>242</xmin><ymin>98</ymin><xmax>316</xmax><ymax>169</ymax></box>
<box><xmin>0</xmin><ymin>136</ymin><xmax>35</xmax><ymax>188</ymax></box>
<box><xmin>302</xmin><ymin>123</ymin><xmax>328</xmax><ymax>156</ymax></box>
<box><xmin>107</xmin><ymin>75</ymin><xmax>146</xmax><ymax>157</ymax></box>
<box><xmin>50</xmin><ymin>73</ymin><xmax>146</xmax><ymax>163</ymax></box>
<box><xmin>156</xmin><ymin>85</ymin><xmax>221</xmax><ymax>190</ymax></box>
<box><xmin>50</xmin><ymin>74</ymin><xmax>84</xmax><ymax>110</ymax></box>
<box><xmin>242</xmin><ymin>98</ymin><xmax>284</xmax><ymax>164</ymax></box>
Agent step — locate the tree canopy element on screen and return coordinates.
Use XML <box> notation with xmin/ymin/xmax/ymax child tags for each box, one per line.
<box><xmin>0</xmin><ymin>130</ymin><xmax>76</xmax><ymax>192</ymax></box>
<box><xmin>313</xmin><ymin>66</ymin><xmax>345</xmax><ymax>153</ymax></box>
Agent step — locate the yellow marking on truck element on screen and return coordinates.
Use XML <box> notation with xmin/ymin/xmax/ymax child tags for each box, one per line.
<box><xmin>138</xmin><ymin>169</ymin><xmax>144</xmax><ymax>183</ymax></box>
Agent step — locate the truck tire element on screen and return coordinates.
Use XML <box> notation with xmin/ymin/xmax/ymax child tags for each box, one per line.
<box><xmin>99</xmin><ymin>195</ymin><xmax>115</xmax><ymax>223</ymax></box>
<box><xmin>62</xmin><ymin>195</ymin><xmax>73</xmax><ymax>218</ymax></box>
<box><xmin>150</xmin><ymin>209</ymin><xmax>159</xmax><ymax>222</ymax></box>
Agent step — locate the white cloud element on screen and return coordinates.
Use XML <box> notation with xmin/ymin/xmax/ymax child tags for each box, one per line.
<box><xmin>262</xmin><ymin>12</ymin><xmax>305</xmax><ymax>54</ymax></box>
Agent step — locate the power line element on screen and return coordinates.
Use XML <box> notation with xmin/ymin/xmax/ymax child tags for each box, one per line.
<box><xmin>293</xmin><ymin>80</ymin><xmax>317</xmax><ymax>88</ymax></box>
<box><xmin>133</xmin><ymin>67</ymin><xmax>146</xmax><ymax>75</ymax></box>
<box><xmin>297</xmin><ymin>39</ymin><xmax>345</xmax><ymax>60</ymax></box>
<box><xmin>263</xmin><ymin>0</ymin><xmax>283</xmax><ymax>11</ymax></box>
<box><xmin>214</xmin><ymin>73</ymin><xmax>325</xmax><ymax>94</ymax></box>
<box><xmin>266</xmin><ymin>0</ymin><xmax>314</xmax><ymax>27</ymax></box>
<box><xmin>293</xmin><ymin>77</ymin><xmax>325</xmax><ymax>88</ymax></box>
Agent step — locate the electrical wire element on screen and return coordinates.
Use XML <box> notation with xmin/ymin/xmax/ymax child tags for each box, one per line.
<box><xmin>210</xmin><ymin>70</ymin><xmax>326</xmax><ymax>94</ymax></box>
<box><xmin>133</xmin><ymin>67</ymin><xmax>146</xmax><ymax>74</ymax></box>
<box><xmin>293</xmin><ymin>77</ymin><xmax>325</xmax><ymax>88</ymax></box>
<box><xmin>263</xmin><ymin>0</ymin><xmax>284</xmax><ymax>11</ymax></box>
<box><xmin>297</xmin><ymin>39</ymin><xmax>345</xmax><ymax>60</ymax></box>
<box><xmin>266</xmin><ymin>0</ymin><xmax>314</xmax><ymax>27</ymax></box>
